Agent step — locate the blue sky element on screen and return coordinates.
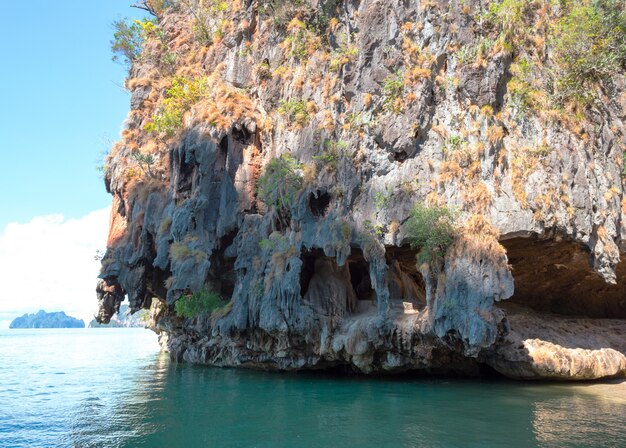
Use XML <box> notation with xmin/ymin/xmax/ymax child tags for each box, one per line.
<box><xmin>0</xmin><ymin>1</ymin><xmax>146</xmax><ymax>326</ymax></box>
<box><xmin>0</xmin><ymin>0</ymin><xmax>143</xmax><ymax>228</ymax></box>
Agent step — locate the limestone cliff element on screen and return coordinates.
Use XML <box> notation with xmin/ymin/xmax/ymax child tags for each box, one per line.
<box><xmin>97</xmin><ymin>0</ymin><xmax>626</xmax><ymax>380</ymax></box>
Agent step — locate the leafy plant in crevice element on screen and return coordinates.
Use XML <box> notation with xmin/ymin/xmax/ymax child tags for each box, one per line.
<box><xmin>174</xmin><ymin>287</ymin><xmax>230</xmax><ymax>319</ymax></box>
<box><xmin>374</xmin><ymin>189</ymin><xmax>391</xmax><ymax>210</ymax></box>
<box><xmin>257</xmin><ymin>155</ymin><xmax>304</xmax><ymax>228</ymax></box>
<box><xmin>259</xmin><ymin>0</ymin><xmax>339</xmax><ymax>35</ymax></box>
<box><xmin>405</xmin><ymin>202</ymin><xmax>457</xmax><ymax>265</ymax></box>
<box><xmin>258</xmin><ymin>233</ymin><xmax>290</xmax><ymax>252</ymax></box>
<box><xmin>178</xmin><ymin>0</ymin><xmax>231</xmax><ymax>46</ymax></box>
<box><xmin>312</xmin><ymin>139</ymin><xmax>347</xmax><ymax>173</ymax></box>
<box><xmin>382</xmin><ymin>70</ymin><xmax>405</xmax><ymax>113</ymax></box>
<box><xmin>144</xmin><ymin>76</ymin><xmax>208</xmax><ymax>136</ymax></box>
<box><xmin>278</xmin><ymin>99</ymin><xmax>310</xmax><ymax>126</ymax></box>
<box><xmin>330</xmin><ymin>32</ymin><xmax>358</xmax><ymax>72</ymax></box>
<box><xmin>130</xmin><ymin>151</ymin><xmax>157</xmax><ymax>178</ymax></box>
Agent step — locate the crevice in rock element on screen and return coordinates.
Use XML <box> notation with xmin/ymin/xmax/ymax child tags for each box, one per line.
<box><xmin>299</xmin><ymin>248</ymin><xmax>321</xmax><ymax>298</ymax></box>
<box><xmin>171</xmin><ymin>147</ymin><xmax>195</xmax><ymax>195</ymax></box>
<box><xmin>233</xmin><ymin>127</ymin><xmax>252</xmax><ymax>145</ymax></box>
<box><xmin>393</xmin><ymin>150</ymin><xmax>408</xmax><ymax>163</ymax></box>
<box><xmin>208</xmin><ymin>228</ymin><xmax>239</xmax><ymax>299</ymax></box>
<box><xmin>501</xmin><ymin>236</ymin><xmax>626</xmax><ymax>319</ymax></box>
<box><xmin>309</xmin><ymin>190</ymin><xmax>331</xmax><ymax>218</ymax></box>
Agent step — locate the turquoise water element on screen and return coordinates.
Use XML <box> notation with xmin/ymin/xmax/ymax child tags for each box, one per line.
<box><xmin>0</xmin><ymin>329</ymin><xmax>624</xmax><ymax>447</ymax></box>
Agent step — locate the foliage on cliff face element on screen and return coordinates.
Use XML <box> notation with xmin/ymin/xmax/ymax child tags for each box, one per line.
<box><xmin>551</xmin><ymin>0</ymin><xmax>626</xmax><ymax>103</ymax></box>
<box><xmin>257</xmin><ymin>155</ymin><xmax>304</xmax><ymax>223</ymax></box>
<box><xmin>485</xmin><ymin>0</ymin><xmax>626</xmax><ymax>106</ymax></box>
<box><xmin>406</xmin><ymin>203</ymin><xmax>457</xmax><ymax>264</ymax></box>
<box><xmin>174</xmin><ymin>287</ymin><xmax>226</xmax><ymax>318</ymax></box>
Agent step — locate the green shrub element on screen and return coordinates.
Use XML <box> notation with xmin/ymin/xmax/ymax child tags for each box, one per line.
<box><xmin>111</xmin><ymin>19</ymin><xmax>146</xmax><ymax>67</ymax></box>
<box><xmin>330</xmin><ymin>33</ymin><xmax>359</xmax><ymax>72</ymax></box>
<box><xmin>175</xmin><ymin>287</ymin><xmax>227</xmax><ymax>318</ymax></box>
<box><xmin>130</xmin><ymin>151</ymin><xmax>156</xmax><ymax>178</ymax></box>
<box><xmin>487</xmin><ymin>0</ymin><xmax>528</xmax><ymax>44</ymax></box>
<box><xmin>257</xmin><ymin>155</ymin><xmax>303</xmax><ymax>209</ymax></box>
<box><xmin>259</xmin><ymin>233</ymin><xmax>290</xmax><ymax>251</ymax></box>
<box><xmin>111</xmin><ymin>17</ymin><xmax>166</xmax><ymax>68</ymax></box>
<box><xmin>405</xmin><ymin>203</ymin><xmax>457</xmax><ymax>264</ymax></box>
<box><xmin>179</xmin><ymin>0</ymin><xmax>230</xmax><ymax>45</ymax></box>
<box><xmin>159</xmin><ymin>217</ymin><xmax>172</xmax><ymax>234</ymax></box>
<box><xmin>551</xmin><ymin>0</ymin><xmax>626</xmax><ymax>103</ymax></box>
<box><xmin>145</xmin><ymin>76</ymin><xmax>208</xmax><ymax>136</ymax></box>
<box><xmin>382</xmin><ymin>70</ymin><xmax>404</xmax><ymax>113</ymax></box>
<box><xmin>278</xmin><ymin>99</ymin><xmax>309</xmax><ymax>126</ymax></box>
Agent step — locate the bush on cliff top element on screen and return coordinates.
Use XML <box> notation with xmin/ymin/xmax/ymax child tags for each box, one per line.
<box><xmin>406</xmin><ymin>203</ymin><xmax>457</xmax><ymax>264</ymax></box>
<box><xmin>111</xmin><ymin>17</ymin><xmax>160</xmax><ymax>68</ymax></box>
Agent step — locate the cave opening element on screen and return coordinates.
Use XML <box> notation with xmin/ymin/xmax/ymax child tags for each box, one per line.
<box><xmin>233</xmin><ymin>127</ymin><xmax>252</xmax><ymax>145</ymax></box>
<box><xmin>299</xmin><ymin>248</ymin><xmax>323</xmax><ymax>297</ymax></box>
<box><xmin>299</xmin><ymin>248</ymin><xmax>375</xmax><ymax>314</ymax></box>
<box><xmin>385</xmin><ymin>246</ymin><xmax>426</xmax><ymax>311</ymax></box>
<box><xmin>309</xmin><ymin>190</ymin><xmax>331</xmax><ymax>218</ymax></box>
<box><xmin>208</xmin><ymin>228</ymin><xmax>239</xmax><ymax>299</ymax></box>
<box><xmin>347</xmin><ymin>249</ymin><xmax>375</xmax><ymax>301</ymax></box>
<box><xmin>219</xmin><ymin>135</ymin><xmax>229</xmax><ymax>154</ymax></box>
<box><xmin>501</xmin><ymin>237</ymin><xmax>626</xmax><ymax>319</ymax></box>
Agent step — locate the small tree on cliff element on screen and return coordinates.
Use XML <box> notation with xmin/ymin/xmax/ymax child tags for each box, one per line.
<box><xmin>405</xmin><ymin>202</ymin><xmax>457</xmax><ymax>266</ymax></box>
<box><xmin>257</xmin><ymin>155</ymin><xmax>303</xmax><ymax>230</ymax></box>
<box><xmin>111</xmin><ymin>19</ymin><xmax>145</xmax><ymax>67</ymax></box>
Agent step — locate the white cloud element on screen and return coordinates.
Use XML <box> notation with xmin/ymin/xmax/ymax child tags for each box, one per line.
<box><xmin>0</xmin><ymin>208</ymin><xmax>111</xmax><ymax>328</ymax></box>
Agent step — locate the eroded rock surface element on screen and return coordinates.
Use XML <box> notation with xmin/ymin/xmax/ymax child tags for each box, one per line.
<box><xmin>97</xmin><ymin>0</ymin><xmax>626</xmax><ymax>380</ymax></box>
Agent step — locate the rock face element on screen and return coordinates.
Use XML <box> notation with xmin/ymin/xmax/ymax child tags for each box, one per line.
<box><xmin>10</xmin><ymin>311</ymin><xmax>85</xmax><ymax>329</ymax></box>
<box><xmin>97</xmin><ymin>0</ymin><xmax>626</xmax><ymax>380</ymax></box>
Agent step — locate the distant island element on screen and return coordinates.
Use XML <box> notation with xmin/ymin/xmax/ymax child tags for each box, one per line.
<box><xmin>88</xmin><ymin>304</ymin><xmax>146</xmax><ymax>328</ymax></box>
<box><xmin>10</xmin><ymin>310</ymin><xmax>85</xmax><ymax>329</ymax></box>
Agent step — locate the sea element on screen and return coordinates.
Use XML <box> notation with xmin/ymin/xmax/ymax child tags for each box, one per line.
<box><xmin>0</xmin><ymin>328</ymin><xmax>624</xmax><ymax>447</ymax></box>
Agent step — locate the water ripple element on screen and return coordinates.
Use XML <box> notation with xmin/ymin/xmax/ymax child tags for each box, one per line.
<box><xmin>0</xmin><ymin>329</ymin><xmax>624</xmax><ymax>447</ymax></box>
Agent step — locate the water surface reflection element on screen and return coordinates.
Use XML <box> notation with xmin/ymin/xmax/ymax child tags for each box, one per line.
<box><xmin>71</xmin><ymin>352</ymin><xmax>625</xmax><ymax>447</ymax></box>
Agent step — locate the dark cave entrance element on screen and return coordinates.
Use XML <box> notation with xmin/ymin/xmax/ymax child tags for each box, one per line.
<box><xmin>208</xmin><ymin>228</ymin><xmax>239</xmax><ymax>299</ymax></box>
<box><xmin>299</xmin><ymin>248</ymin><xmax>376</xmax><ymax>314</ymax></box>
<box><xmin>347</xmin><ymin>248</ymin><xmax>376</xmax><ymax>301</ymax></box>
<box><xmin>385</xmin><ymin>246</ymin><xmax>426</xmax><ymax>311</ymax></box>
<box><xmin>299</xmin><ymin>248</ymin><xmax>323</xmax><ymax>297</ymax></box>
<box><xmin>500</xmin><ymin>236</ymin><xmax>626</xmax><ymax>319</ymax></box>
<box><xmin>309</xmin><ymin>190</ymin><xmax>331</xmax><ymax>218</ymax></box>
